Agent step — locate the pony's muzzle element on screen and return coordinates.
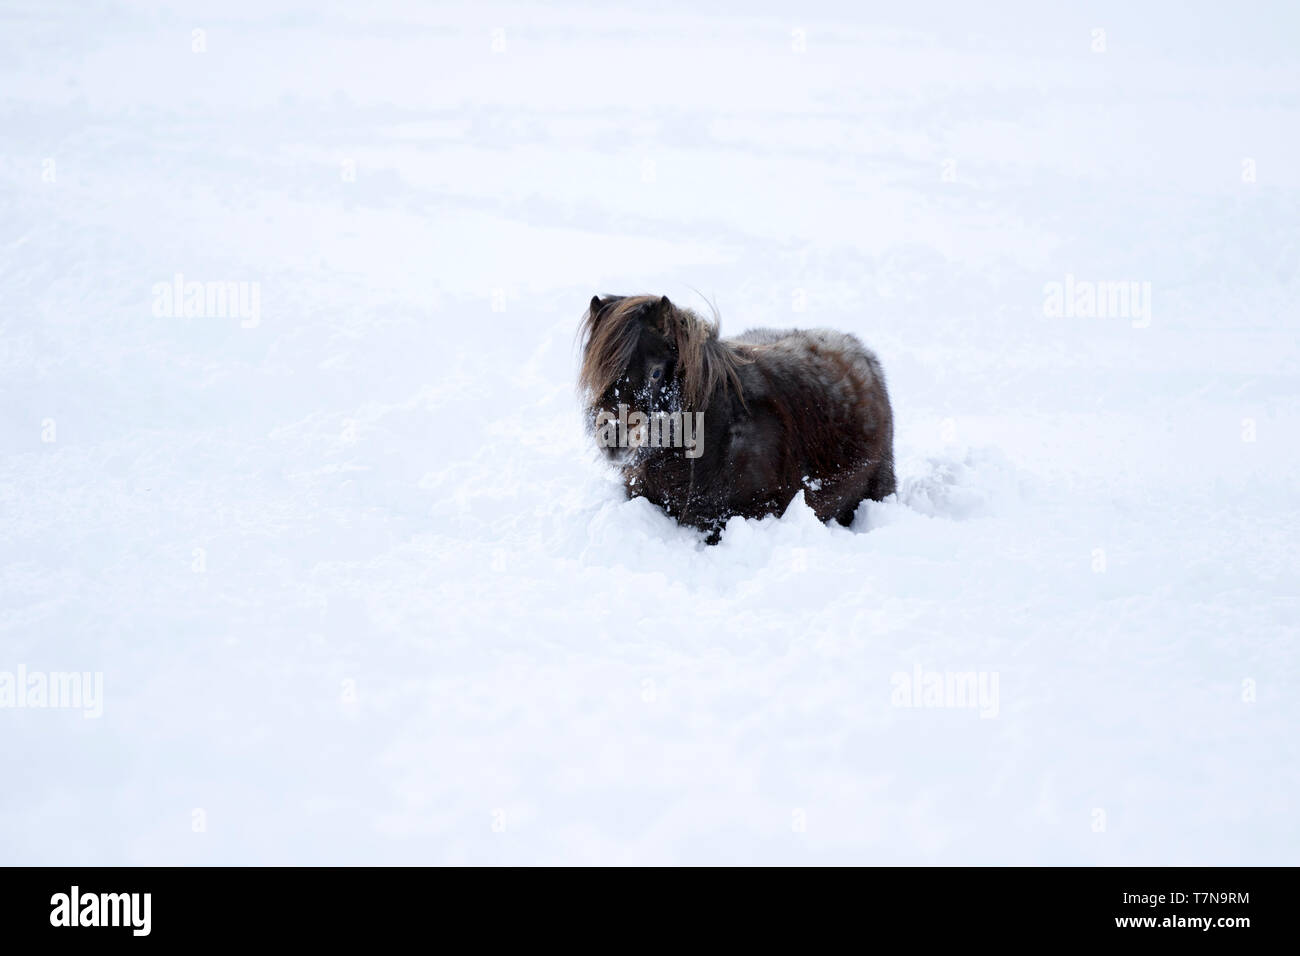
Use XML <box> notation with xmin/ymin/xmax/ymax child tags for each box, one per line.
<box><xmin>601</xmin><ymin>443</ymin><xmax>631</xmax><ymax>465</ymax></box>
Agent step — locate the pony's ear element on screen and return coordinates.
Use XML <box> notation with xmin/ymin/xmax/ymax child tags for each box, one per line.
<box><xmin>586</xmin><ymin>295</ymin><xmax>612</xmax><ymax>333</ymax></box>
<box><xmin>647</xmin><ymin>295</ymin><xmax>677</xmax><ymax>341</ymax></box>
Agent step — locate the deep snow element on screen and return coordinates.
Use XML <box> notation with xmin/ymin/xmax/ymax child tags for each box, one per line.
<box><xmin>1</xmin><ymin>0</ymin><xmax>1297</xmax><ymax>864</ymax></box>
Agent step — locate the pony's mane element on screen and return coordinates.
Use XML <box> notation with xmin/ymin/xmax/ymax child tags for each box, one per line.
<box><xmin>579</xmin><ymin>295</ymin><xmax>748</xmax><ymax>411</ymax></box>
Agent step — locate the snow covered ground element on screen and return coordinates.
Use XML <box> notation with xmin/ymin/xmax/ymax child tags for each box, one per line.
<box><xmin>1</xmin><ymin>0</ymin><xmax>1297</xmax><ymax>864</ymax></box>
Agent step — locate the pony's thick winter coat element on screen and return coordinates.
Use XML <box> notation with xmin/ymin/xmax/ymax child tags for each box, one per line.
<box><xmin>580</xmin><ymin>294</ymin><xmax>895</xmax><ymax>539</ymax></box>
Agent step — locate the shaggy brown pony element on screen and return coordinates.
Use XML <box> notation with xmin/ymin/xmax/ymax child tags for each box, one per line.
<box><xmin>579</xmin><ymin>294</ymin><xmax>895</xmax><ymax>541</ymax></box>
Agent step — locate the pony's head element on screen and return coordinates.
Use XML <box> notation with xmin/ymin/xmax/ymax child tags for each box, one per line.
<box><xmin>578</xmin><ymin>294</ymin><xmax>745</xmax><ymax>463</ymax></box>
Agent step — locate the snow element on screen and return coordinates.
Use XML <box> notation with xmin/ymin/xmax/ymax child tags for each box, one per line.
<box><xmin>1</xmin><ymin>0</ymin><xmax>1297</xmax><ymax>864</ymax></box>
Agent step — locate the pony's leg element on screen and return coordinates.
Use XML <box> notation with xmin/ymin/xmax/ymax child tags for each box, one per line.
<box><xmin>829</xmin><ymin>467</ymin><xmax>872</xmax><ymax>526</ymax></box>
<box><xmin>833</xmin><ymin>459</ymin><xmax>895</xmax><ymax>526</ymax></box>
<box><xmin>867</xmin><ymin>458</ymin><xmax>896</xmax><ymax>500</ymax></box>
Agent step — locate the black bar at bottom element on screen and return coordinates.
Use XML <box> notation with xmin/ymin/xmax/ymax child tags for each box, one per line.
<box><xmin>0</xmin><ymin>866</ymin><xmax>1285</xmax><ymax>943</ymax></box>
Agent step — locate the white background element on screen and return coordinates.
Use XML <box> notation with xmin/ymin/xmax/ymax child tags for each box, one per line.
<box><xmin>1</xmin><ymin>0</ymin><xmax>1297</xmax><ymax>864</ymax></box>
